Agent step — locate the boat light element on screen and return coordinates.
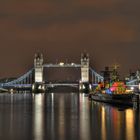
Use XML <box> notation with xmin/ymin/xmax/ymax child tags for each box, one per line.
<box><xmin>131</xmin><ymin>87</ymin><xmax>134</xmax><ymax>91</ymax></box>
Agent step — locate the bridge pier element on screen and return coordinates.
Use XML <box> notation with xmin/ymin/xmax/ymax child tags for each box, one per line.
<box><xmin>79</xmin><ymin>82</ymin><xmax>91</xmax><ymax>93</ymax></box>
<box><xmin>32</xmin><ymin>83</ymin><xmax>45</xmax><ymax>93</ymax></box>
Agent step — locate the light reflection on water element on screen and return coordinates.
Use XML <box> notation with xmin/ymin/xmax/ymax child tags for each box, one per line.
<box><xmin>126</xmin><ymin>109</ymin><xmax>135</xmax><ymax>140</ymax></box>
<box><xmin>79</xmin><ymin>94</ymin><xmax>90</xmax><ymax>140</ymax></box>
<box><xmin>101</xmin><ymin>106</ymin><xmax>106</xmax><ymax>140</ymax></box>
<box><xmin>33</xmin><ymin>93</ymin><xmax>45</xmax><ymax>140</ymax></box>
<box><xmin>0</xmin><ymin>92</ymin><xmax>139</xmax><ymax>140</ymax></box>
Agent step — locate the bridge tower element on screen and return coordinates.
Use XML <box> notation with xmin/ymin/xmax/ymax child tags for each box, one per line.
<box><xmin>81</xmin><ymin>53</ymin><xmax>89</xmax><ymax>83</ymax></box>
<box><xmin>32</xmin><ymin>53</ymin><xmax>45</xmax><ymax>93</ymax></box>
<box><xmin>80</xmin><ymin>53</ymin><xmax>90</xmax><ymax>93</ymax></box>
<box><xmin>34</xmin><ymin>53</ymin><xmax>43</xmax><ymax>82</ymax></box>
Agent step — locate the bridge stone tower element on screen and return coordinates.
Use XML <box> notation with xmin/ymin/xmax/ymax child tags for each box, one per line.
<box><xmin>34</xmin><ymin>53</ymin><xmax>43</xmax><ymax>83</ymax></box>
<box><xmin>81</xmin><ymin>53</ymin><xmax>89</xmax><ymax>83</ymax></box>
<box><xmin>32</xmin><ymin>53</ymin><xmax>45</xmax><ymax>93</ymax></box>
<box><xmin>80</xmin><ymin>53</ymin><xmax>90</xmax><ymax>93</ymax></box>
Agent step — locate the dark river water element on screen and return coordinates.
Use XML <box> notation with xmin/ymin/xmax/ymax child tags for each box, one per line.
<box><xmin>0</xmin><ymin>92</ymin><xmax>140</xmax><ymax>140</ymax></box>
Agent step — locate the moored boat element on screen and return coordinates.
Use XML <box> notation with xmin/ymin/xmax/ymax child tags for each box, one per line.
<box><xmin>89</xmin><ymin>65</ymin><xmax>136</xmax><ymax>107</ymax></box>
<box><xmin>89</xmin><ymin>92</ymin><xmax>134</xmax><ymax>107</ymax></box>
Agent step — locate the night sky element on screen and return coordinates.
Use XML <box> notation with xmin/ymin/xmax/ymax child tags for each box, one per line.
<box><xmin>0</xmin><ymin>1</ymin><xmax>140</xmax><ymax>78</ymax></box>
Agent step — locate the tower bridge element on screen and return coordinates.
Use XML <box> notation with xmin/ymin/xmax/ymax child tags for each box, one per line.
<box><xmin>0</xmin><ymin>52</ymin><xmax>139</xmax><ymax>93</ymax></box>
<box><xmin>0</xmin><ymin>52</ymin><xmax>104</xmax><ymax>93</ymax></box>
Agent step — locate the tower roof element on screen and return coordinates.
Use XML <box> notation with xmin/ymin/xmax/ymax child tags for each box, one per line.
<box><xmin>81</xmin><ymin>53</ymin><xmax>89</xmax><ymax>59</ymax></box>
<box><xmin>35</xmin><ymin>53</ymin><xmax>43</xmax><ymax>59</ymax></box>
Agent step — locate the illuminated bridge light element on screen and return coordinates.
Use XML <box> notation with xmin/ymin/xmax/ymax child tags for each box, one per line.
<box><xmin>59</xmin><ymin>62</ymin><xmax>64</xmax><ymax>66</ymax></box>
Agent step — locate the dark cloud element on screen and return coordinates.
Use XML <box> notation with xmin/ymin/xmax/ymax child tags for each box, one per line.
<box><xmin>0</xmin><ymin>1</ymin><xmax>140</xmax><ymax>78</ymax></box>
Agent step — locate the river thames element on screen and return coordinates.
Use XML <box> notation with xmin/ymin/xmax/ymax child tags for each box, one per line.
<box><xmin>0</xmin><ymin>92</ymin><xmax>139</xmax><ymax>140</ymax></box>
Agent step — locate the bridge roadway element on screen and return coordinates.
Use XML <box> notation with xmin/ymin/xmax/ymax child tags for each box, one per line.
<box><xmin>43</xmin><ymin>64</ymin><xmax>81</xmax><ymax>68</ymax></box>
<box><xmin>0</xmin><ymin>83</ymin><xmax>80</xmax><ymax>89</ymax></box>
<box><xmin>46</xmin><ymin>83</ymin><xmax>79</xmax><ymax>88</ymax></box>
<box><xmin>0</xmin><ymin>83</ymin><xmax>139</xmax><ymax>92</ymax></box>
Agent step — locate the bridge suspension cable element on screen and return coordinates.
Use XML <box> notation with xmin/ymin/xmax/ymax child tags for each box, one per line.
<box><xmin>89</xmin><ymin>67</ymin><xmax>104</xmax><ymax>83</ymax></box>
<box><xmin>0</xmin><ymin>68</ymin><xmax>34</xmax><ymax>86</ymax></box>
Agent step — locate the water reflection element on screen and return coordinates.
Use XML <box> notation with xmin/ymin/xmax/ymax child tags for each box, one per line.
<box><xmin>125</xmin><ymin>109</ymin><xmax>137</xmax><ymax>140</ymax></box>
<box><xmin>0</xmin><ymin>92</ymin><xmax>139</xmax><ymax>140</ymax></box>
<box><xmin>0</xmin><ymin>93</ymin><xmax>32</xmax><ymax>140</ymax></box>
<box><xmin>90</xmin><ymin>102</ymin><xmax>140</xmax><ymax>140</ymax></box>
<box><xmin>101</xmin><ymin>106</ymin><xmax>106</xmax><ymax>140</ymax></box>
<box><xmin>79</xmin><ymin>94</ymin><xmax>90</xmax><ymax>140</ymax></box>
<box><xmin>59</xmin><ymin>95</ymin><xmax>66</xmax><ymax>140</ymax></box>
<box><xmin>32</xmin><ymin>93</ymin><xmax>45</xmax><ymax>140</ymax></box>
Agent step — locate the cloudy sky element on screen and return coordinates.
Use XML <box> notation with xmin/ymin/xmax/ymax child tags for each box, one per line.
<box><xmin>0</xmin><ymin>0</ymin><xmax>140</xmax><ymax>78</ymax></box>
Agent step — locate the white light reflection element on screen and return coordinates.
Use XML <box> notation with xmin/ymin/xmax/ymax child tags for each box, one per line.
<box><xmin>58</xmin><ymin>96</ymin><xmax>65</xmax><ymax>140</ymax></box>
<box><xmin>33</xmin><ymin>93</ymin><xmax>45</xmax><ymax>140</ymax></box>
<box><xmin>51</xmin><ymin>93</ymin><xmax>54</xmax><ymax>104</ymax></box>
<box><xmin>79</xmin><ymin>93</ymin><xmax>90</xmax><ymax>140</ymax></box>
<box><xmin>50</xmin><ymin>93</ymin><xmax>54</xmax><ymax>140</ymax></box>
<box><xmin>9</xmin><ymin>94</ymin><xmax>14</xmax><ymax>134</ymax></box>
